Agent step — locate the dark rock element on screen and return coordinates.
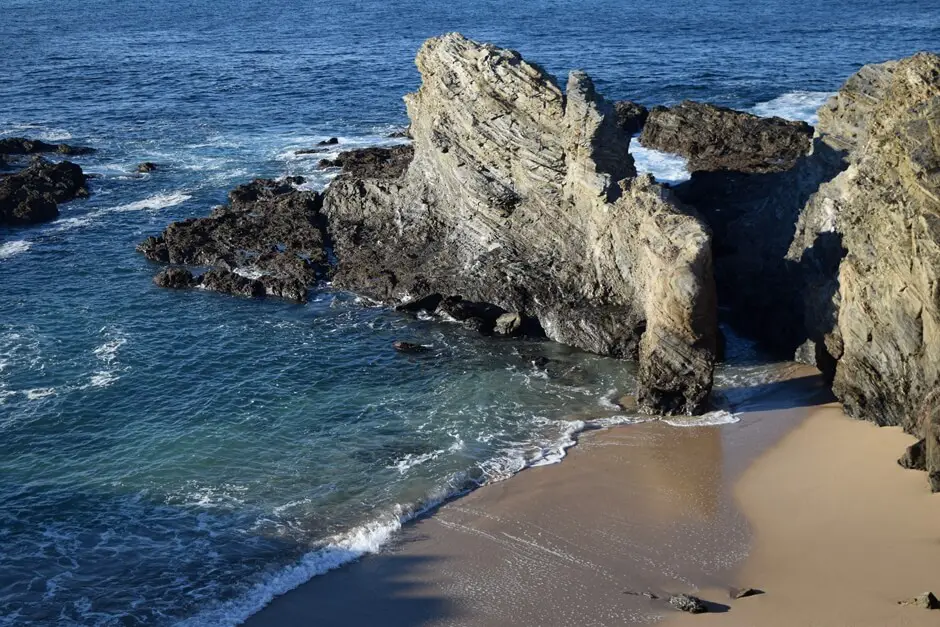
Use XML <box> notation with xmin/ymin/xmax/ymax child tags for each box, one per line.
<box><xmin>136</xmin><ymin>162</ymin><xmax>158</xmax><ymax>173</ymax></box>
<box><xmin>898</xmin><ymin>439</ymin><xmax>927</xmax><ymax>471</ymax></box>
<box><xmin>899</xmin><ymin>592</ymin><xmax>940</xmax><ymax>609</ymax></box>
<box><xmin>0</xmin><ymin>158</ymin><xmax>88</xmax><ymax>225</ymax></box>
<box><xmin>319</xmin><ymin>145</ymin><xmax>414</xmax><ymax>179</ymax></box>
<box><xmin>393</xmin><ymin>341</ymin><xmax>428</xmax><ymax>353</ymax></box>
<box><xmin>396</xmin><ymin>293</ymin><xmax>444</xmax><ymax>314</ymax></box>
<box><xmin>317</xmin><ymin>137</ymin><xmax>339</xmax><ymax>146</ymax></box>
<box><xmin>138</xmin><ymin>178</ymin><xmax>328</xmax><ymax>302</ymax></box>
<box><xmin>153</xmin><ymin>267</ymin><xmax>195</xmax><ymax>289</ymax></box>
<box><xmin>669</xmin><ymin>594</ymin><xmax>707</xmax><ymax>614</ymax></box>
<box><xmin>640</xmin><ymin>101</ymin><xmax>813</xmax><ymax>173</ymax></box>
<box><xmin>198</xmin><ymin>268</ymin><xmax>265</xmax><ymax>298</ymax></box>
<box><xmin>731</xmin><ymin>587</ymin><xmax>763</xmax><ymax>599</ymax></box>
<box><xmin>614</xmin><ymin>100</ymin><xmax>649</xmax><ymax>135</ymax></box>
<box><xmin>0</xmin><ymin>137</ymin><xmax>94</xmax><ymax>156</ymax></box>
<box><xmin>296</xmin><ymin>147</ymin><xmax>327</xmax><ymax>155</ymax></box>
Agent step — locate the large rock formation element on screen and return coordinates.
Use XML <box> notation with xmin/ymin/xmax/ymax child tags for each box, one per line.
<box><xmin>0</xmin><ymin>157</ymin><xmax>89</xmax><ymax>225</ymax></box>
<box><xmin>138</xmin><ymin>178</ymin><xmax>329</xmax><ymax>302</ymax></box>
<box><xmin>640</xmin><ymin>101</ymin><xmax>814</xmax><ymax>173</ymax></box>
<box><xmin>323</xmin><ymin>33</ymin><xmax>717</xmax><ymax>414</ymax></box>
<box><xmin>787</xmin><ymin>52</ymin><xmax>940</xmax><ymax>434</ymax></box>
<box><xmin>0</xmin><ymin>137</ymin><xmax>95</xmax><ymax>157</ymax></box>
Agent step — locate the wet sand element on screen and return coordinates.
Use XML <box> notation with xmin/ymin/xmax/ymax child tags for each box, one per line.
<box><xmin>246</xmin><ymin>368</ymin><xmax>875</xmax><ymax>626</ymax></box>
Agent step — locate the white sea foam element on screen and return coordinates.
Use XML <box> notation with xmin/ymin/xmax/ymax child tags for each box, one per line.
<box><xmin>750</xmin><ymin>91</ymin><xmax>834</xmax><ymax>126</ymax></box>
<box><xmin>25</xmin><ymin>388</ymin><xmax>56</xmax><ymax>400</ymax></box>
<box><xmin>661</xmin><ymin>409</ymin><xmax>740</xmax><ymax>427</ymax></box>
<box><xmin>631</xmin><ymin>141</ymin><xmax>690</xmax><ymax>184</ymax></box>
<box><xmin>0</xmin><ymin>240</ymin><xmax>31</xmax><ymax>260</ymax></box>
<box><xmin>388</xmin><ymin>449</ymin><xmax>445</xmax><ymax>474</ymax></box>
<box><xmin>49</xmin><ymin>192</ymin><xmax>192</xmax><ymax>234</ymax></box>
<box><xmin>0</xmin><ymin>124</ymin><xmax>72</xmax><ymax>141</ymax></box>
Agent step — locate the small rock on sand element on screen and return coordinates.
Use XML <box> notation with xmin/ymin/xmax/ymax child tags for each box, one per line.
<box><xmin>899</xmin><ymin>592</ymin><xmax>940</xmax><ymax>609</ymax></box>
<box><xmin>731</xmin><ymin>587</ymin><xmax>763</xmax><ymax>599</ymax></box>
<box><xmin>669</xmin><ymin>593</ymin><xmax>707</xmax><ymax>614</ymax></box>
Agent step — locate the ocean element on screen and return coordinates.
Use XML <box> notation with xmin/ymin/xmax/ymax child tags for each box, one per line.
<box><xmin>1</xmin><ymin>0</ymin><xmax>938</xmax><ymax>624</ymax></box>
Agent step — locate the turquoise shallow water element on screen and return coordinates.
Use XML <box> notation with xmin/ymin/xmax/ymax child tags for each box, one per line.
<box><xmin>1</xmin><ymin>0</ymin><xmax>939</xmax><ymax>625</ymax></box>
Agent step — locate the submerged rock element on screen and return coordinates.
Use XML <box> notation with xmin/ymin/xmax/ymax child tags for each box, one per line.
<box><xmin>136</xmin><ymin>162</ymin><xmax>158</xmax><ymax>173</ymax></box>
<box><xmin>393</xmin><ymin>341</ymin><xmax>428</xmax><ymax>353</ymax></box>
<box><xmin>138</xmin><ymin>178</ymin><xmax>328</xmax><ymax>302</ymax></box>
<box><xmin>0</xmin><ymin>158</ymin><xmax>88</xmax><ymax>225</ymax></box>
<box><xmin>640</xmin><ymin>101</ymin><xmax>813</xmax><ymax>173</ymax></box>
<box><xmin>324</xmin><ymin>33</ymin><xmax>717</xmax><ymax>415</ymax></box>
<box><xmin>318</xmin><ymin>137</ymin><xmax>339</xmax><ymax>146</ymax></box>
<box><xmin>668</xmin><ymin>593</ymin><xmax>707</xmax><ymax>614</ymax></box>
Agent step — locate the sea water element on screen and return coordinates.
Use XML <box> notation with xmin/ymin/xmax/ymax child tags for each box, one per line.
<box><xmin>1</xmin><ymin>0</ymin><xmax>938</xmax><ymax>624</ymax></box>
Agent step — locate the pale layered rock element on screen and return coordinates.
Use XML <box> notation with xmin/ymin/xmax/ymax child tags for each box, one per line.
<box><xmin>788</xmin><ymin>53</ymin><xmax>940</xmax><ymax>434</ymax></box>
<box><xmin>324</xmin><ymin>33</ymin><xmax>716</xmax><ymax>414</ymax></box>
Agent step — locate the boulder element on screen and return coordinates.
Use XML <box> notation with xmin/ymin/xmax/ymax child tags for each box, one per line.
<box><xmin>138</xmin><ymin>178</ymin><xmax>328</xmax><ymax>302</ymax></box>
<box><xmin>0</xmin><ymin>158</ymin><xmax>88</xmax><ymax>225</ymax></box>
<box><xmin>898</xmin><ymin>439</ymin><xmax>926</xmax><ymax>471</ymax></box>
<box><xmin>614</xmin><ymin>100</ymin><xmax>649</xmax><ymax>135</ymax></box>
<box><xmin>153</xmin><ymin>267</ymin><xmax>195</xmax><ymax>289</ymax></box>
<box><xmin>317</xmin><ymin>137</ymin><xmax>339</xmax><ymax>146</ymax></box>
<box><xmin>323</xmin><ymin>33</ymin><xmax>717</xmax><ymax>415</ymax></box>
<box><xmin>640</xmin><ymin>101</ymin><xmax>813</xmax><ymax>173</ymax></box>
<box><xmin>0</xmin><ymin>137</ymin><xmax>94</xmax><ymax>156</ymax></box>
<box><xmin>136</xmin><ymin>162</ymin><xmax>158</xmax><ymax>173</ymax></box>
<box><xmin>668</xmin><ymin>593</ymin><xmax>707</xmax><ymax>614</ymax></box>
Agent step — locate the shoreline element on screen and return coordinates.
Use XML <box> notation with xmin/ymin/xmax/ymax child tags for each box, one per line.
<box><xmin>244</xmin><ymin>366</ymin><xmax>849</xmax><ymax>626</ymax></box>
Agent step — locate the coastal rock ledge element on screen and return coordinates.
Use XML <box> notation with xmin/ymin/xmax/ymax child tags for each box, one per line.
<box><xmin>323</xmin><ymin>33</ymin><xmax>717</xmax><ymax>415</ymax></box>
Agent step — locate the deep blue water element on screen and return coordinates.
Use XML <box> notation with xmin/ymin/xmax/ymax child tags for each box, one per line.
<box><xmin>1</xmin><ymin>0</ymin><xmax>938</xmax><ymax>625</ymax></box>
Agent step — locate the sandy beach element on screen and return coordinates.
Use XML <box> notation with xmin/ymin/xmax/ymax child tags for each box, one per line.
<box><xmin>240</xmin><ymin>366</ymin><xmax>937</xmax><ymax>626</ymax></box>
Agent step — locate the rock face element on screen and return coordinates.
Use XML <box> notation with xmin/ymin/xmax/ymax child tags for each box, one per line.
<box><xmin>614</xmin><ymin>100</ymin><xmax>649</xmax><ymax>135</ymax></box>
<box><xmin>319</xmin><ymin>145</ymin><xmax>413</xmax><ymax>178</ymax></box>
<box><xmin>640</xmin><ymin>101</ymin><xmax>814</xmax><ymax>173</ymax></box>
<box><xmin>0</xmin><ymin>158</ymin><xmax>89</xmax><ymax>225</ymax></box>
<box><xmin>323</xmin><ymin>33</ymin><xmax>717</xmax><ymax>414</ymax></box>
<box><xmin>787</xmin><ymin>53</ymin><xmax>940</xmax><ymax>433</ymax></box>
<box><xmin>138</xmin><ymin>178</ymin><xmax>328</xmax><ymax>302</ymax></box>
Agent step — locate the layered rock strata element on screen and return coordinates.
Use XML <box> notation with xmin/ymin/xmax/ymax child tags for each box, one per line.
<box><xmin>323</xmin><ymin>33</ymin><xmax>717</xmax><ymax>414</ymax></box>
<box><xmin>138</xmin><ymin>178</ymin><xmax>329</xmax><ymax>302</ymax></box>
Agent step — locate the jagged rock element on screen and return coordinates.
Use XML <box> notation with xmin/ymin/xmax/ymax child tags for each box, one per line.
<box><xmin>0</xmin><ymin>158</ymin><xmax>88</xmax><ymax>225</ymax></box>
<box><xmin>153</xmin><ymin>267</ymin><xmax>195</xmax><ymax>289</ymax></box>
<box><xmin>137</xmin><ymin>162</ymin><xmax>158</xmax><ymax>173</ymax></box>
<box><xmin>0</xmin><ymin>137</ymin><xmax>95</xmax><ymax>156</ymax></box>
<box><xmin>138</xmin><ymin>178</ymin><xmax>327</xmax><ymax>302</ymax></box>
<box><xmin>669</xmin><ymin>594</ymin><xmax>707</xmax><ymax>614</ymax></box>
<box><xmin>898</xmin><ymin>439</ymin><xmax>927</xmax><ymax>471</ymax></box>
<box><xmin>787</xmin><ymin>53</ymin><xmax>940</xmax><ymax>433</ymax></box>
<box><xmin>199</xmin><ymin>268</ymin><xmax>266</xmax><ymax>298</ymax></box>
<box><xmin>640</xmin><ymin>101</ymin><xmax>813</xmax><ymax>173</ymax></box>
<box><xmin>899</xmin><ymin>592</ymin><xmax>940</xmax><ymax>610</ymax></box>
<box><xmin>319</xmin><ymin>145</ymin><xmax>414</xmax><ymax>178</ymax></box>
<box><xmin>323</xmin><ymin>33</ymin><xmax>716</xmax><ymax>415</ymax></box>
<box><xmin>614</xmin><ymin>100</ymin><xmax>649</xmax><ymax>135</ymax></box>
<box><xmin>922</xmin><ymin>392</ymin><xmax>940</xmax><ymax>493</ymax></box>
<box><xmin>494</xmin><ymin>312</ymin><xmax>523</xmax><ymax>336</ymax></box>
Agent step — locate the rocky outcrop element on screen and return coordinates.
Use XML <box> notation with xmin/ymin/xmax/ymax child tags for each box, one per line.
<box><xmin>640</xmin><ymin>101</ymin><xmax>813</xmax><ymax>173</ymax></box>
<box><xmin>0</xmin><ymin>137</ymin><xmax>94</xmax><ymax>157</ymax></box>
<box><xmin>323</xmin><ymin>33</ymin><xmax>717</xmax><ymax>414</ymax></box>
<box><xmin>319</xmin><ymin>145</ymin><xmax>413</xmax><ymax>178</ymax></box>
<box><xmin>138</xmin><ymin>178</ymin><xmax>328</xmax><ymax>302</ymax></box>
<box><xmin>787</xmin><ymin>53</ymin><xmax>940</xmax><ymax>433</ymax></box>
<box><xmin>614</xmin><ymin>100</ymin><xmax>649</xmax><ymax>135</ymax></box>
<box><xmin>0</xmin><ymin>157</ymin><xmax>89</xmax><ymax>225</ymax></box>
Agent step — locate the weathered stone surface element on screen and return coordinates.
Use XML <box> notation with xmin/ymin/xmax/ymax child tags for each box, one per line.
<box><xmin>787</xmin><ymin>53</ymin><xmax>940</xmax><ymax>433</ymax></box>
<box><xmin>323</xmin><ymin>33</ymin><xmax>717</xmax><ymax>414</ymax></box>
<box><xmin>923</xmin><ymin>392</ymin><xmax>940</xmax><ymax>493</ymax></box>
<box><xmin>640</xmin><ymin>101</ymin><xmax>814</xmax><ymax>173</ymax></box>
<box><xmin>153</xmin><ymin>267</ymin><xmax>195</xmax><ymax>289</ymax></box>
<box><xmin>138</xmin><ymin>178</ymin><xmax>328</xmax><ymax>302</ymax></box>
<box><xmin>899</xmin><ymin>592</ymin><xmax>940</xmax><ymax>610</ymax></box>
<box><xmin>614</xmin><ymin>100</ymin><xmax>649</xmax><ymax>135</ymax></box>
<box><xmin>0</xmin><ymin>158</ymin><xmax>89</xmax><ymax>225</ymax></box>
<box><xmin>898</xmin><ymin>438</ymin><xmax>927</xmax><ymax>471</ymax></box>
<box><xmin>0</xmin><ymin>137</ymin><xmax>95</xmax><ymax>156</ymax></box>
<box><xmin>319</xmin><ymin>145</ymin><xmax>413</xmax><ymax>178</ymax></box>
<box><xmin>669</xmin><ymin>593</ymin><xmax>707</xmax><ymax>614</ymax></box>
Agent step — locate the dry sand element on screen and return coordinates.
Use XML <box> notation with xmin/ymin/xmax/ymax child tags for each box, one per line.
<box><xmin>244</xmin><ymin>371</ymin><xmax>940</xmax><ymax>626</ymax></box>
